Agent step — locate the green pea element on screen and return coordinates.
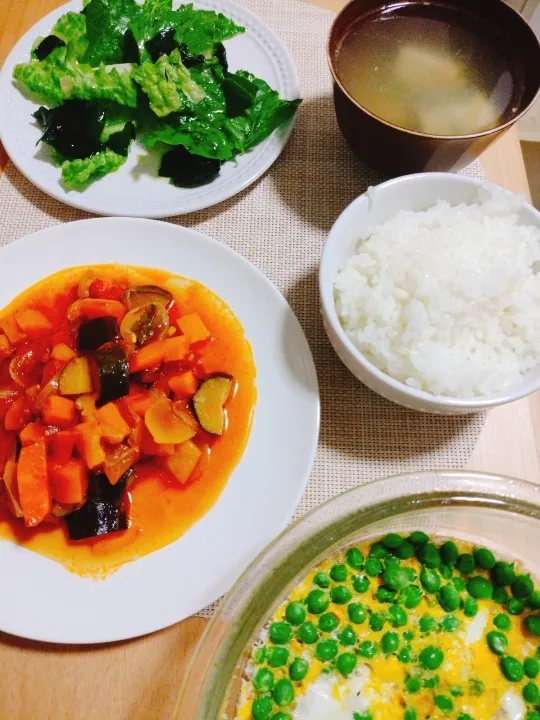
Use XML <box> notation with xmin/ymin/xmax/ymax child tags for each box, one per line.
<box><xmin>439</xmin><ymin>614</ymin><xmax>460</xmax><ymax>632</ymax></box>
<box><xmin>440</xmin><ymin>541</ymin><xmax>459</xmax><ymax>566</ymax></box>
<box><xmin>408</xmin><ymin>531</ymin><xmax>429</xmax><ymax>546</ymax></box>
<box><xmin>307</xmin><ymin>590</ymin><xmax>329</xmax><ymax>615</ymax></box>
<box><xmin>385</xmin><ymin>556</ymin><xmax>400</xmax><ymax>568</ymax></box>
<box><xmin>252</xmin><ymin>697</ymin><xmax>273</xmax><ymax>720</ymax></box>
<box><xmin>469</xmin><ymin>678</ymin><xmax>484</xmax><ymax>696</ymax></box>
<box><xmin>463</xmin><ymin>597</ymin><xmax>478</xmax><ymax>617</ymax></box>
<box><xmin>493</xmin><ymin>587</ymin><xmax>509</xmax><ymax>605</ymax></box>
<box><xmin>419</xmin><ymin>645</ymin><xmax>444</xmax><ymax>670</ymax></box>
<box><xmin>399</xmin><ymin>585</ymin><xmax>423</xmax><ymax>609</ymax></box>
<box><xmin>537</xmin><ymin>647</ymin><xmax>540</xmax><ymax>659</ymax></box>
<box><xmin>500</xmin><ymin>656</ymin><xmax>525</xmax><ymax>682</ymax></box>
<box><xmin>382</xmin><ymin>566</ymin><xmax>411</xmax><ymax>591</ymax></box>
<box><xmin>439</xmin><ymin>565</ymin><xmax>453</xmax><ymax>581</ymax></box>
<box><xmin>424</xmin><ymin>676</ymin><xmax>439</xmax><ymax>689</ymax></box>
<box><xmin>365</xmin><ymin>557</ymin><xmax>383</xmax><ymax>577</ymax></box>
<box><xmin>404</xmin><ymin>568</ymin><xmax>417</xmax><ymax>582</ymax></box>
<box><xmin>289</xmin><ymin>658</ymin><xmax>309</xmax><ymax>682</ymax></box>
<box><xmin>285</xmin><ymin>602</ymin><xmax>306</xmax><ymax>626</ymax></box>
<box><xmin>523</xmin><ymin>682</ymin><xmax>539</xmax><ymax>704</ymax></box>
<box><xmin>486</xmin><ymin>630</ymin><xmax>508</xmax><ymax>655</ymax></box>
<box><xmin>525</xmin><ymin>658</ymin><xmax>540</xmax><ymax>679</ymax></box>
<box><xmin>452</xmin><ymin>577</ymin><xmax>466</xmax><ymax>592</ymax></box>
<box><xmin>346</xmin><ymin>547</ymin><xmax>364</xmax><ymax>570</ymax></box>
<box><xmin>296</xmin><ymin>623</ymin><xmax>318</xmax><ymax>645</ymax></box>
<box><xmin>253</xmin><ymin>668</ymin><xmax>275</xmax><ymax>693</ymax></box>
<box><xmin>396</xmin><ymin>541</ymin><xmax>415</xmax><ymax>560</ymax></box>
<box><xmin>270</xmin><ymin>714</ymin><xmax>292</xmax><ymax>720</ymax></box>
<box><xmin>353</xmin><ymin>575</ymin><xmax>370</xmax><ymax>594</ymax></box>
<box><xmin>403</xmin><ymin>630</ymin><xmax>415</xmax><ymax>641</ymax></box>
<box><xmin>253</xmin><ymin>647</ymin><xmax>266</xmax><ymax>664</ymax></box>
<box><xmin>348</xmin><ymin>602</ymin><xmax>367</xmax><ymax>625</ymax></box>
<box><xmin>405</xmin><ymin>677</ymin><xmax>421</xmax><ymax>693</ymax></box>
<box><xmin>313</xmin><ymin>572</ymin><xmax>330</xmax><ymax>588</ymax></box>
<box><xmin>525</xmin><ymin>615</ymin><xmax>540</xmax><ymax>636</ymax></box>
<box><xmin>474</xmin><ymin>547</ymin><xmax>496</xmax><ymax>570</ymax></box>
<box><xmin>330</xmin><ymin>564</ymin><xmax>348</xmax><ymax>582</ymax></box>
<box><xmin>419</xmin><ymin>615</ymin><xmax>436</xmax><ymax>633</ymax></box>
<box><xmin>420</xmin><ymin>567</ymin><xmax>441</xmax><ymax>593</ymax></box>
<box><xmin>491</xmin><ymin>561</ymin><xmax>516</xmax><ymax>587</ymax></box>
<box><xmin>467</xmin><ymin>577</ymin><xmax>493</xmax><ymax>600</ymax></box>
<box><xmin>527</xmin><ymin>712</ymin><xmax>540</xmax><ymax>720</ymax></box>
<box><xmin>513</xmin><ymin>575</ymin><xmax>534</xmax><ymax>599</ymax></box>
<box><xmin>336</xmin><ymin>652</ymin><xmax>357</xmax><ymax>676</ymax></box>
<box><xmin>353</xmin><ymin>714</ymin><xmax>373</xmax><ymax>720</ymax></box>
<box><xmin>507</xmin><ymin>598</ymin><xmax>525</xmax><ymax>615</ymax></box>
<box><xmin>381</xmin><ymin>631</ymin><xmax>399</xmax><ymax>654</ymax></box>
<box><xmin>316</xmin><ymin>639</ymin><xmax>339</xmax><ymax>661</ymax></box>
<box><xmin>370</xmin><ymin>542</ymin><xmax>389</xmax><ymax>559</ymax></box>
<box><xmin>331</xmin><ymin>585</ymin><xmax>352</xmax><ymax>605</ymax></box>
<box><xmin>376</xmin><ymin>587</ymin><xmax>397</xmax><ymax>604</ymax></box>
<box><xmin>382</xmin><ymin>533</ymin><xmax>404</xmax><ymax>549</ymax></box>
<box><xmin>450</xmin><ymin>686</ymin><xmax>464</xmax><ymax>697</ymax></box>
<box><xmin>456</xmin><ymin>553</ymin><xmax>475</xmax><ymax>575</ymax></box>
<box><xmin>269</xmin><ymin>622</ymin><xmax>292</xmax><ymax>645</ymax></box>
<box><xmin>358</xmin><ymin>640</ymin><xmax>377</xmax><ymax>658</ymax></box>
<box><xmin>267</xmin><ymin>647</ymin><xmax>290</xmax><ymax>667</ymax></box>
<box><xmin>458</xmin><ymin>715</ymin><xmax>473</xmax><ymax>720</ymax></box>
<box><xmin>434</xmin><ymin>695</ymin><xmax>453</xmax><ymax>712</ymax></box>
<box><xmin>338</xmin><ymin>626</ymin><xmax>357</xmax><ymax>647</ymax></box>
<box><xmin>438</xmin><ymin>584</ymin><xmax>460</xmax><ymax>612</ymax></box>
<box><xmin>494</xmin><ymin>613</ymin><xmax>511</xmax><ymax>631</ymax></box>
<box><xmin>528</xmin><ymin>591</ymin><xmax>540</xmax><ymax>609</ymax></box>
<box><xmin>388</xmin><ymin>606</ymin><xmax>408</xmax><ymax>628</ymax></box>
<box><xmin>398</xmin><ymin>647</ymin><xmax>411</xmax><ymax>663</ymax></box>
<box><xmin>404</xmin><ymin>708</ymin><xmax>416</xmax><ymax>720</ymax></box>
<box><xmin>273</xmin><ymin>678</ymin><xmax>294</xmax><ymax>707</ymax></box>
<box><xmin>318</xmin><ymin>613</ymin><xmax>339</xmax><ymax>633</ymax></box>
<box><xmin>370</xmin><ymin>612</ymin><xmax>385</xmax><ymax>632</ymax></box>
<box><xmin>417</xmin><ymin>543</ymin><xmax>441</xmax><ymax>569</ymax></box>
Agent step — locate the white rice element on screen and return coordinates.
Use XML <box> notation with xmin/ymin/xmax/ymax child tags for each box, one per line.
<box><xmin>334</xmin><ymin>185</ymin><xmax>540</xmax><ymax>398</ymax></box>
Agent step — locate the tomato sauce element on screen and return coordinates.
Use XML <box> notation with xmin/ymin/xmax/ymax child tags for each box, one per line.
<box><xmin>0</xmin><ymin>265</ymin><xmax>256</xmax><ymax>576</ymax></box>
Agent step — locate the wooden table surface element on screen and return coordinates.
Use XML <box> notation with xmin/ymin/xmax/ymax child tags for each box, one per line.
<box><xmin>0</xmin><ymin>1</ymin><xmax>539</xmax><ymax>718</ymax></box>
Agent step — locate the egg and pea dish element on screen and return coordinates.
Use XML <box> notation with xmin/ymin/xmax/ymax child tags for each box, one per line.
<box><xmin>235</xmin><ymin>533</ymin><xmax>540</xmax><ymax>720</ymax></box>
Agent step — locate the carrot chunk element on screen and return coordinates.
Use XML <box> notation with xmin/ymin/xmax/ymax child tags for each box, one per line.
<box><xmin>42</xmin><ymin>395</ymin><xmax>77</xmax><ymax>429</ymax></box>
<box><xmin>20</xmin><ymin>421</ymin><xmax>47</xmax><ymax>446</ymax></box>
<box><xmin>48</xmin><ymin>429</ymin><xmax>79</xmax><ymax>464</ymax></box>
<box><xmin>4</xmin><ymin>397</ymin><xmax>32</xmax><ymax>432</ymax></box>
<box><xmin>50</xmin><ymin>458</ymin><xmax>88</xmax><ymax>504</ymax></box>
<box><xmin>177</xmin><ymin>313</ymin><xmax>210</xmax><ymax>343</ymax></box>
<box><xmin>67</xmin><ymin>299</ymin><xmax>126</xmax><ymax>323</ymax></box>
<box><xmin>76</xmin><ymin>421</ymin><xmax>105</xmax><ymax>469</ymax></box>
<box><xmin>51</xmin><ymin>343</ymin><xmax>77</xmax><ymax>362</ymax></box>
<box><xmin>0</xmin><ymin>315</ymin><xmax>25</xmax><ymax>344</ymax></box>
<box><xmin>95</xmin><ymin>402</ymin><xmax>131</xmax><ymax>443</ymax></box>
<box><xmin>127</xmin><ymin>391</ymin><xmax>154</xmax><ymax>418</ymax></box>
<box><xmin>17</xmin><ymin>438</ymin><xmax>52</xmax><ymax>527</ymax></box>
<box><xmin>166</xmin><ymin>441</ymin><xmax>202</xmax><ymax>484</ymax></box>
<box><xmin>129</xmin><ymin>340</ymin><xmax>167</xmax><ymax>373</ymax></box>
<box><xmin>163</xmin><ymin>335</ymin><xmax>190</xmax><ymax>363</ymax></box>
<box><xmin>168</xmin><ymin>371</ymin><xmax>198</xmax><ymax>397</ymax></box>
<box><xmin>15</xmin><ymin>309</ymin><xmax>53</xmax><ymax>337</ymax></box>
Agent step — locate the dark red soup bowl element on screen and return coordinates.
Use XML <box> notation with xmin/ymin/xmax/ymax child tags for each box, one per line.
<box><xmin>328</xmin><ymin>0</ymin><xmax>540</xmax><ymax>175</ymax></box>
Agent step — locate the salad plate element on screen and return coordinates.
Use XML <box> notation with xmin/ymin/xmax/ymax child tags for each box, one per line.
<box><xmin>0</xmin><ymin>0</ymin><xmax>300</xmax><ymax>217</ymax></box>
<box><xmin>0</xmin><ymin>218</ymin><xmax>319</xmax><ymax>643</ymax></box>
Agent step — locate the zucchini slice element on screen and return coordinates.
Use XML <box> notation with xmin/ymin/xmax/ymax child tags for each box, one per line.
<box><xmin>192</xmin><ymin>375</ymin><xmax>233</xmax><ymax>435</ymax></box>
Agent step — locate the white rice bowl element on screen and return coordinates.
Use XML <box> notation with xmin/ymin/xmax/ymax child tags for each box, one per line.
<box><xmin>334</xmin><ymin>186</ymin><xmax>540</xmax><ymax>398</ymax></box>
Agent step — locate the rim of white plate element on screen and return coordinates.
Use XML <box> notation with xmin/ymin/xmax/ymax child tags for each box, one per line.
<box><xmin>0</xmin><ymin>0</ymin><xmax>300</xmax><ymax>217</ymax></box>
<box><xmin>0</xmin><ymin>218</ymin><xmax>319</xmax><ymax>643</ymax></box>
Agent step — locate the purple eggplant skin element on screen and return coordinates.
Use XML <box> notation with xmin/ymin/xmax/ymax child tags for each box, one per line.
<box><xmin>90</xmin><ymin>342</ymin><xmax>130</xmax><ymax>407</ymax></box>
<box><xmin>78</xmin><ymin>316</ymin><xmax>119</xmax><ymax>352</ymax></box>
<box><xmin>65</xmin><ymin>500</ymin><xmax>128</xmax><ymax>541</ymax></box>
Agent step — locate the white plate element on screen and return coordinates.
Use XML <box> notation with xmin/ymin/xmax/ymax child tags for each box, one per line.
<box><xmin>0</xmin><ymin>0</ymin><xmax>300</xmax><ymax>217</ymax></box>
<box><xmin>0</xmin><ymin>219</ymin><xmax>319</xmax><ymax>643</ymax></box>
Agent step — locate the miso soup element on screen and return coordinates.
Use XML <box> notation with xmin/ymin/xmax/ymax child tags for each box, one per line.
<box><xmin>336</xmin><ymin>3</ymin><xmax>521</xmax><ymax>136</ymax></box>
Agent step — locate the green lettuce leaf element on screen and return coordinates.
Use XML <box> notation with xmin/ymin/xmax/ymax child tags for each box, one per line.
<box><xmin>51</xmin><ymin>11</ymin><xmax>89</xmax><ymax>60</ymax></box>
<box><xmin>143</xmin><ymin>0</ymin><xmax>173</xmax><ymax>14</ymax></box>
<box><xmin>83</xmin><ymin>0</ymin><xmax>142</xmax><ymax>66</ymax></box>
<box><xmin>13</xmin><ymin>48</ymin><xmax>137</xmax><ymax>107</ymax></box>
<box><xmin>172</xmin><ymin>4</ymin><xmax>245</xmax><ymax>56</ymax></box>
<box><xmin>61</xmin><ymin>147</ymin><xmax>127</xmax><ymax>186</ymax></box>
<box><xmin>131</xmin><ymin>48</ymin><xmax>205</xmax><ymax>117</ymax></box>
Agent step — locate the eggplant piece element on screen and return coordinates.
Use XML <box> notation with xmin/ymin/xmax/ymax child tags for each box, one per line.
<box><xmin>105</xmin><ymin>121</ymin><xmax>136</xmax><ymax>157</ymax></box>
<box><xmin>78</xmin><ymin>316</ymin><xmax>119</xmax><ymax>352</ymax></box>
<box><xmin>122</xmin><ymin>285</ymin><xmax>172</xmax><ymax>311</ymax></box>
<box><xmin>90</xmin><ymin>343</ymin><xmax>130</xmax><ymax>407</ymax></box>
<box><xmin>65</xmin><ymin>500</ymin><xmax>128</xmax><ymax>540</ymax></box>
<box><xmin>88</xmin><ymin>469</ymin><xmax>132</xmax><ymax>502</ymax></box>
<box><xmin>120</xmin><ymin>302</ymin><xmax>169</xmax><ymax>346</ymax></box>
<box><xmin>36</xmin><ymin>100</ymin><xmax>106</xmax><ymax>160</ymax></box>
<box><xmin>192</xmin><ymin>375</ymin><xmax>233</xmax><ymax>435</ymax></box>
<box><xmin>159</xmin><ymin>146</ymin><xmax>222</xmax><ymax>188</ymax></box>
<box><xmin>145</xmin><ymin>28</ymin><xmax>178</xmax><ymax>62</ymax></box>
<box><xmin>59</xmin><ymin>357</ymin><xmax>94</xmax><ymax>395</ymax></box>
<box><xmin>33</xmin><ymin>35</ymin><xmax>66</xmax><ymax>61</ymax></box>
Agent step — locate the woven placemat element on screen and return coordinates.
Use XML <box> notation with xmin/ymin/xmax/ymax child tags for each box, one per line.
<box><xmin>0</xmin><ymin>0</ymin><xmax>486</xmax><ymax>616</ymax></box>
